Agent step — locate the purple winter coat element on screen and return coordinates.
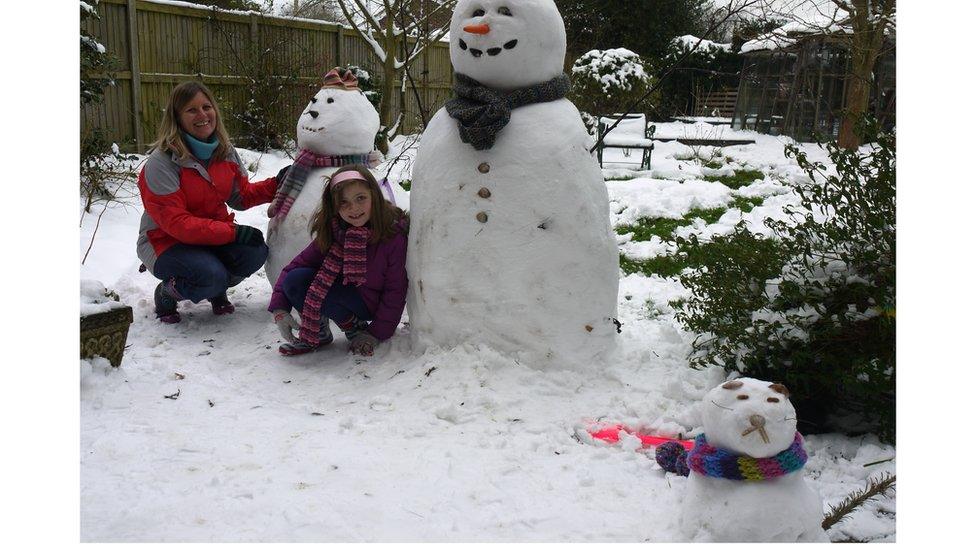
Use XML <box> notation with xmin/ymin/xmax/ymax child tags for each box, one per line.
<box><xmin>268</xmin><ymin>225</ymin><xmax>408</xmax><ymax>341</ymax></box>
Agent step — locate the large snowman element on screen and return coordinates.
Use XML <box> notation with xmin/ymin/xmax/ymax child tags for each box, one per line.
<box><xmin>406</xmin><ymin>0</ymin><xmax>619</xmax><ymax>367</ymax></box>
<box><xmin>265</xmin><ymin>68</ymin><xmax>392</xmax><ymax>287</ymax></box>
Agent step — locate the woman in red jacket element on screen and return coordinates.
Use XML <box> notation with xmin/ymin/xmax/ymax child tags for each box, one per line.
<box><xmin>137</xmin><ymin>81</ymin><xmax>283</xmax><ymax>323</ymax></box>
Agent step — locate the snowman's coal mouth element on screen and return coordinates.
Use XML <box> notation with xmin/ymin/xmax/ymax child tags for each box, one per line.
<box><xmin>300</xmin><ymin>125</ymin><xmax>325</xmax><ymax>133</ymax></box>
<box><xmin>459</xmin><ymin>38</ymin><xmax>518</xmax><ymax>58</ymax></box>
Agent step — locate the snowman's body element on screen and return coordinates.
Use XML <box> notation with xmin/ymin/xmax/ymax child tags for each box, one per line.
<box><xmin>677</xmin><ymin>378</ymin><xmax>829</xmax><ymax>542</ymax></box>
<box><xmin>682</xmin><ymin>471</ymin><xmax>826</xmax><ymax>542</ymax></box>
<box><xmin>406</xmin><ymin>0</ymin><xmax>618</xmax><ymax>367</ymax></box>
<box><xmin>265</xmin><ymin>170</ymin><xmax>333</xmax><ymax>287</ymax></box>
<box><xmin>264</xmin><ymin>82</ymin><xmax>381</xmax><ymax>288</ymax></box>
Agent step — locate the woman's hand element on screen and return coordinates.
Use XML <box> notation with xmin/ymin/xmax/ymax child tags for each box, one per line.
<box><xmin>234</xmin><ymin>224</ymin><xmax>265</xmax><ymax>246</ymax></box>
<box><xmin>349</xmin><ymin>332</ymin><xmax>379</xmax><ymax>356</ymax></box>
<box><xmin>273</xmin><ymin>310</ymin><xmax>299</xmax><ymax>343</ymax></box>
<box><xmin>275</xmin><ymin>165</ymin><xmax>292</xmax><ymax>187</ymax></box>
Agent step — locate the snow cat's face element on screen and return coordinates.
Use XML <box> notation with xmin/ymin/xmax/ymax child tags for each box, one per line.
<box><xmin>700</xmin><ymin>378</ymin><xmax>798</xmax><ymax>458</ymax></box>
<box><xmin>450</xmin><ymin>0</ymin><xmax>566</xmax><ymax>90</ymax></box>
<box><xmin>296</xmin><ymin>87</ymin><xmax>379</xmax><ymax>156</ymax></box>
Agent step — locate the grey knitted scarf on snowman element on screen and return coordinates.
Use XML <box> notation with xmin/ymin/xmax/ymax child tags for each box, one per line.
<box><xmin>445</xmin><ymin>72</ymin><xmax>571</xmax><ymax>151</ymax></box>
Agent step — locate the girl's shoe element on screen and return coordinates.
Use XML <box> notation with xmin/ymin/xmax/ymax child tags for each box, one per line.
<box><xmin>154</xmin><ymin>280</ymin><xmax>181</xmax><ymax>324</ymax></box>
<box><xmin>209</xmin><ymin>292</ymin><xmax>235</xmax><ymax>315</ymax></box>
<box><xmin>278</xmin><ymin>341</ymin><xmax>321</xmax><ymax>356</ymax></box>
<box><xmin>339</xmin><ymin>318</ymin><xmax>371</xmax><ymax>341</ymax></box>
<box><xmin>279</xmin><ymin>322</ymin><xmax>334</xmax><ymax>356</ymax></box>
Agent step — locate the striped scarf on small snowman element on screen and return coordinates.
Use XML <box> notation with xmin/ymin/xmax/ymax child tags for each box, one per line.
<box><xmin>268</xmin><ymin>149</ymin><xmax>382</xmax><ymax>222</ymax></box>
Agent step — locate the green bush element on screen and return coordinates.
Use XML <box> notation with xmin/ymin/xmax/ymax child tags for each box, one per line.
<box><xmin>672</xmin><ymin>123</ymin><xmax>895</xmax><ymax>442</ymax></box>
<box><xmin>81</xmin><ymin>129</ymin><xmax>138</xmax><ymax>212</ymax></box>
<box><xmin>81</xmin><ymin>1</ymin><xmax>115</xmax><ymax>106</ymax></box>
<box><xmin>570</xmin><ymin>48</ymin><xmax>655</xmax><ymax>125</ymax></box>
<box><xmin>346</xmin><ymin>64</ymin><xmax>381</xmax><ymax>110</ymax></box>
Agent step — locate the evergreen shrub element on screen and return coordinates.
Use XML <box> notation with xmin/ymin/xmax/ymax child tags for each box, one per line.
<box><xmin>570</xmin><ymin>48</ymin><xmax>654</xmax><ymax>131</ymax></box>
<box><xmin>672</xmin><ymin>124</ymin><xmax>895</xmax><ymax>441</ymax></box>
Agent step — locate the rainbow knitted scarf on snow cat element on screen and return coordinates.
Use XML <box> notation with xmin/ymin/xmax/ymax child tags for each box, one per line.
<box><xmin>655</xmin><ymin>432</ymin><xmax>808</xmax><ymax>481</ymax></box>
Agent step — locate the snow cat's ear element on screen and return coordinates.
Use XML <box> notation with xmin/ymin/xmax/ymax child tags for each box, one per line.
<box><xmin>769</xmin><ymin>383</ymin><xmax>790</xmax><ymax>398</ymax></box>
<box><xmin>721</xmin><ymin>380</ymin><xmax>743</xmax><ymax>390</ymax></box>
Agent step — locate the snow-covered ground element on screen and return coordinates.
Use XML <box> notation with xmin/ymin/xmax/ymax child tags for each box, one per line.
<box><xmin>78</xmin><ymin>127</ymin><xmax>895</xmax><ymax>542</ymax></box>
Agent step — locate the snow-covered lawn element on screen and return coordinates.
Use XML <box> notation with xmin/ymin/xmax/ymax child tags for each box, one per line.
<box><xmin>79</xmin><ymin>125</ymin><xmax>895</xmax><ymax>542</ymax></box>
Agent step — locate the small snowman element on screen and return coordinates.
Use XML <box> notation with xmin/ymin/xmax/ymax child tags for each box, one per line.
<box><xmin>656</xmin><ymin>378</ymin><xmax>828</xmax><ymax>542</ymax></box>
<box><xmin>406</xmin><ymin>0</ymin><xmax>619</xmax><ymax>367</ymax></box>
<box><xmin>264</xmin><ymin>67</ymin><xmax>389</xmax><ymax>287</ymax></box>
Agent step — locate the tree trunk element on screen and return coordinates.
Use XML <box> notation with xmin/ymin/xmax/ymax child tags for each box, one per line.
<box><xmin>838</xmin><ymin>1</ymin><xmax>889</xmax><ymax>149</ymax></box>
<box><xmin>377</xmin><ymin>21</ymin><xmax>398</xmax><ymax>153</ymax></box>
<box><xmin>837</xmin><ymin>46</ymin><xmax>875</xmax><ymax>149</ymax></box>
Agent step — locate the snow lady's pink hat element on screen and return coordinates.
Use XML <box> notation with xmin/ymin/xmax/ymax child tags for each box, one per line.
<box><xmin>321</xmin><ymin>67</ymin><xmax>359</xmax><ymax>91</ymax></box>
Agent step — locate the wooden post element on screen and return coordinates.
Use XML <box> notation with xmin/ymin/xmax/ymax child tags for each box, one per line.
<box><xmin>334</xmin><ymin>26</ymin><xmax>343</xmax><ymax>67</ymax></box>
<box><xmin>127</xmin><ymin>0</ymin><xmax>144</xmax><ymax>151</ymax></box>
<box><xmin>422</xmin><ymin>36</ymin><xmax>430</xmax><ymax>127</ymax></box>
<box><xmin>250</xmin><ymin>13</ymin><xmax>260</xmax><ymax>75</ymax></box>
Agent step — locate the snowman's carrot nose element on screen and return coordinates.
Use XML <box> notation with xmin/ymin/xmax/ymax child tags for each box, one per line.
<box><xmin>463</xmin><ymin>23</ymin><xmax>490</xmax><ymax>34</ymax></box>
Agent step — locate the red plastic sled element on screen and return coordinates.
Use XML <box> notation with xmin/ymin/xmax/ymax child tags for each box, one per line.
<box><xmin>587</xmin><ymin>424</ymin><xmax>695</xmax><ymax>451</ymax></box>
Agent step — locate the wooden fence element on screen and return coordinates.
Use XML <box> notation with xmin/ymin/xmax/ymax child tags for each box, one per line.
<box><xmin>82</xmin><ymin>0</ymin><xmax>455</xmax><ymax>153</ymax></box>
<box><xmin>694</xmin><ymin>89</ymin><xmax>738</xmax><ymax>118</ymax></box>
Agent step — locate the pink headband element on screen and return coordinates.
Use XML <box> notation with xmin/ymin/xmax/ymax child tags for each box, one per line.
<box><xmin>329</xmin><ymin>170</ymin><xmax>369</xmax><ymax>188</ymax></box>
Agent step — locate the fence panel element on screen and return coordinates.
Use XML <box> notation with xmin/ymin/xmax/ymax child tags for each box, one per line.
<box><xmin>83</xmin><ymin>0</ymin><xmax>454</xmax><ymax>153</ymax></box>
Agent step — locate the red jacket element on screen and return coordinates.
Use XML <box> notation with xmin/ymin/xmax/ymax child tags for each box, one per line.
<box><xmin>136</xmin><ymin>147</ymin><xmax>277</xmax><ymax>272</ymax></box>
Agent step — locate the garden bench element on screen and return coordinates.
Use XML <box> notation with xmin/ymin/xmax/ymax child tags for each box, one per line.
<box><xmin>596</xmin><ymin>114</ymin><xmax>656</xmax><ymax>170</ymax></box>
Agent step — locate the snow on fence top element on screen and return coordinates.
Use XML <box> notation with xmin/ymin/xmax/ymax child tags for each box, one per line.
<box><xmin>140</xmin><ymin>0</ymin><xmax>355</xmax><ymax>31</ymax></box>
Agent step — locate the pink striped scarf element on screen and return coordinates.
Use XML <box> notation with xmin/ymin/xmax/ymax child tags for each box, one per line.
<box><xmin>299</xmin><ymin>218</ymin><xmax>370</xmax><ymax>346</ymax></box>
<box><xmin>268</xmin><ymin>149</ymin><xmax>382</xmax><ymax>221</ymax></box>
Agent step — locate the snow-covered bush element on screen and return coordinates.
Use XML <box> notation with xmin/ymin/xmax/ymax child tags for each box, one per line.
<box><xmin>81</xmin><ymin>130</ymin><xmax>138</xmax><ymax>212</ymax></box>
<box><xmin>81</xmin><ymin>1</ymin><xmax>114</xmax><ymax>106</ymax></box>
<box><xmin>345</xmin><ymin>64</ymin><xmax>389</xmax><ymax>150</ymax></box>
<box><xmin>672</xmin><ymin>122</ymin><xmax>895</xmax><ymax>442</ymax></box>
<box><xmin>656</xmin><ymin>34</ymin><xmax>741</xmax><ymax>117</ymax></box>
<box><xmin>81</xmin><ymin>1</ymin><xmax>134</xmax><ymax>209</ymax></box>
<box><xmin>346</xmin><ymin>65</ymin><xmax>381</xmax><ymax>110</ymax></box>
<box><xmin>570</xmin><ymin>48</ymin><xmax>653</xmax><ymax>123</ymax></box>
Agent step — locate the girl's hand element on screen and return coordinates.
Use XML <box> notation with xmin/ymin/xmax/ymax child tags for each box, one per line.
<box><xmin>350</xmin><ymin>332</ymin><xmax>379</xmax><ymax>356</ymax></box>
<box><xmin>273</xmin><ymin>310</ymin><xmax>299</xmax><ymax>343</ymax></box>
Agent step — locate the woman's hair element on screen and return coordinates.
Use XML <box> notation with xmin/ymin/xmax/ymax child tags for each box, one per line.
<box><xmin>310</xmin><ymin>164</ymin><xmax>407</xmax><ymax>252</ymax></box>
<box><xmin>148</xmin><ymin>81</ymin><xmax>233</xmax><ymax>160</ymax></box>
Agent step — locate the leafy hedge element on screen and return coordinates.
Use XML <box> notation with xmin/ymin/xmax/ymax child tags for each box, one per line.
<box><xmin>672</xmin><ymin>124</ymin><xmax>895</xmax><ymax>442</ymax></box>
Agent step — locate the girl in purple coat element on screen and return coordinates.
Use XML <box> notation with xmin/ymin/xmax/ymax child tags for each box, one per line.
<box><xmin>269</xmin><ymin>165</ymin><xmax>408</xmax><ymax>356</ymax></box>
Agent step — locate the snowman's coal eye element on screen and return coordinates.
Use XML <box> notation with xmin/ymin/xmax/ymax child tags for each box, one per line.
<box><xmin>498</xmin><ymin>6</ymin><xmax>512</xmax><ymax>16</ymax></box>
<box><xmin>767</xmin><ymin>397</ymin><xmax>780</xmax><ymax>403</ymax></box>
<box><xmin>472</xmin><ymin>8</ymin><xmax>485</xmax><ymax>16</ymax></box>
<box><xmin>327</xmin><ymin>98</ymin><xmax>335</xmax><ymax>104</ymax></box>
<box><xmin>310</xmin><ymin>97</ymin><xmax>317</xmax><ymax>103</ymax></box>
<box><xmin>737</xmin><ymin>394</ymin><xmax>749</xmax><ymax>400</ymax></box>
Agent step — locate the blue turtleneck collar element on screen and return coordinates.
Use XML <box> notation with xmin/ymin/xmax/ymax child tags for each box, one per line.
<box><xmin>181</xmin><ymin>130</ymin><xmax>219</xmax><ymax>162</ymax></box>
